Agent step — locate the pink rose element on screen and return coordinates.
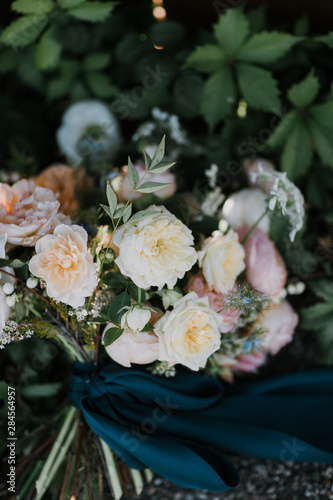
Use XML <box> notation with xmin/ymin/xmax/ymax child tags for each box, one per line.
<box><xmin>116</xmin><ymin>162</ymin><xmax>176</xmax><ymax>202</ymax></box>
<box><xmin>232</xmin><ymin>352</ymin><xmax>267</xmax><ymax>373</ymax></box>
<box><xmin>0</xmin><ymin>180</ymin><xmax>70</xmax><ymax>248</ymax></box>
<box><xmin>103</xmin><ymin>307</ymin><xmax>163</xmax><ymax>367</ymax></box>
<box><xmin>243</xmin><ymin>158</ymin><xmax>276</xmax><ymax>193</ymax></box>
<box><xmin>259</xmin><ymin>301</ymin><xmax>298</xmax><ymax>355</ymax></box>
<box><xmin>185</xmin><ymin>273</ymin><xmax>241</xmax><ymax>333</ymax></box>
<box><xmin>236</xmin><ymin>227</ymin><xmax>287</xmax><ymax>297</ymax></box>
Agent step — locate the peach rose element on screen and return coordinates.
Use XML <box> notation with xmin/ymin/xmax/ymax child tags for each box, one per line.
<box><xmin>236</xmin><ymin>227</ymin><xmax>287</xmax><ymax>297</ymax></box>
<box><xmin>34</xmin><ymin>164</ymin><xmax>92</xmax><ymax>217</ymax></box>
<box><xmin>185</xmin><ymin>272</ymin><xmax>241</xmax><ymax>333</ymax></box>
<box><xmin>115</xmin><ymin>162</ymin><xmax>176</xmax><ymax>203</ymax></box>
<box><xmin>103</xmin><ymin>307</ymin><xmax>163</xmax><ymax>367</ymax></box>
<box><xmin>0</xmin><ymin>180</ymin><xmax>70</xmax><ymax>248</ymax></box>
<box><xmin>258</xmin><ymin>301</ymin><xmax>298</xmax><ymax>355</ymax></box>
<box><xmin>29</xmin><ymin>224</ymin><xmax>97</xmax><ymax>308</ymax></box>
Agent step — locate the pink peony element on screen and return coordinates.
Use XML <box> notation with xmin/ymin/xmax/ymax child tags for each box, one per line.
<box><xmin>115</xmin><ymin>162</ymin><xmax>176</xmax><ymax>203</ymax></box>
<box><xmin>185</xmin><ymin>272</ymin><xmax>241</xmax><ymax>333</ymax></box>
<box><xmin>0</xmin><ymin>180</ymin><xmax>70</xmax><ymax>248</ymax></box>
<box><xmin>259</xmin><ymin>301</ymin><xmax>298</xmax><ymax>355</ymax></box>
<box><xmin>236</xmin><ymin>227</ymin><xmax>287</xmax><ymax>298</ymax></box>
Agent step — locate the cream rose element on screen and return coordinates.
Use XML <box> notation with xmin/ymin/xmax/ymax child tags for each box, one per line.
<box><xmin>103</xmin><ymin>328</ymin><xmax>159</xmax><ymax>367</ymax></box>
<box><xmin>29</xmin><ymin>224</ymin><xmax>98</xmax><ymax>308</ymax></box>
<box><xmin>0</xmin><ymin>179</ymin><xmax>70</xmax><ymax>248</ymax></box>
<box><xmin>120</xmin><ymin>306</ymin><xmax>151</xmax><ymax>333</ymax></box>
<box><xmin>113</xmin><ymin>206</ymin><xmax>197</xmax><ymax>290</ymax></box>
<box><xmin>198</xmin><ymin>230</ymin><xmax>245</xmax><ymax>294</ymax></box>
<box><xmin>0</xmin><ymin>287</ymin><xmax>11</xmax><ymax>336</ymax></box>
<box><xmin>221</xmin><ymin>188</ymin><xmax>270</xmax><ymax>233</ymax></box>
<box><xmin>154</xmin><ymin>292</ymin><xmax>222</xmax><ymax>371</ymax></box>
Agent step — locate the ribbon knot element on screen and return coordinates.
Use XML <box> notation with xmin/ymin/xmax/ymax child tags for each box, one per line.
<box><xmin>68</xmin><ymin>363</ymin><xmax>333</xmax><ymax>492</ymax></box>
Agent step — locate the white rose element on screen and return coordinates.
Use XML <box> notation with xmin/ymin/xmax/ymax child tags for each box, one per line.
<box><xmin>221</xmin><ymin>188</ymin><xmax>270</xmax><ymax>233</ymax></box>
<box><xmin>0</xmin><ymin>287</ymin><xmax>11</xmax><ymax>333</ymax></box>
<box><xmin>198</xmin><ymin>230</ymin><xmax>245</xmax><ymax>294</ymax></box>
<box><xmin>113</xmin><ymin>206</ymin><xmax>197</xmax><ymax>290</ymax></box>
<box><xmin>120</xmin><ymin>306</ymin><xmax>151</xmax><ymax>333</ymax></box>
<box><xmin>56</xmin><ymin>99</ymin><xmax>121</xmax><ymax>165</ymax></box>
<box><xmin>154</xmin><ymin>292</ymin><xmax>222</xmax><ymax>371</ymax></box>
<box><xmin>0</xmin><ymin>233</ymin><xmax>15</xmax><ymax>285</ymax></box>
<box><xmin>29</xmin><ymin>224</ymin><xmax>98</xmax><ymax>308</ymax></box>
<box><xmin>103</xmin><ymin>326</ymin><xmax>159</xmax><ymax>367</ymax></box>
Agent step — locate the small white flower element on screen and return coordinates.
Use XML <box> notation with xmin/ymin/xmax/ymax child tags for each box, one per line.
<box><xmin>2</xmin><ymin>283</ymin><xmax>14</xmax><ymax>295</ymax></box>
<box><xmin>120</xmin><ymin>307</ymin><xmax>151</xmax><ymax>333</ymax></box>
<box><xmin>205</xmin><ymin>164</ymin><xmax>219</xmax><ymax>188</ymax></box>
<box><xmin>251</xmin><ymin>166</ymin><xmax>305</xmax><ymax>242</ymax></box>
<box><xmin>287</xmin><ymin>282</ymin><xmax>305</xmax><ymax>295</ymax></box>
<box><xmin>6</xmin><ymin>294</ymin><xmax>17</xmax><ymax>308</ymax></box>
<box><xmin>201</xmin><ymin>187</ymin><xmax>225</xmax><ymax>217</ymax></box>
<box><xmin>26</xmin><ymin>277</ymin><xmax>38</xmax><ymax>289</ymax></box>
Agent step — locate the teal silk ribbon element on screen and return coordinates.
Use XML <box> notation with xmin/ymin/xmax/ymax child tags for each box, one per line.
<box><xmin>68</xmin><ymin>363</ymin><xmax>333</xmax><ymax>492</ymax></box>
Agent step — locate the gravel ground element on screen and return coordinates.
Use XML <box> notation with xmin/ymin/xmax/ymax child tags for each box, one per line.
<box><xmin>139</xmin><ymin>459</ymin><xmax>333</xmax><ymax>500</ymax></box>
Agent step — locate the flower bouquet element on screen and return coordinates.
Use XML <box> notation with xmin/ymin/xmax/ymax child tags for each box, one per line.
<box><xmin>1</xmin><ymin>127</ymin><xmax>333</xmax><ymax>500</ymax></box>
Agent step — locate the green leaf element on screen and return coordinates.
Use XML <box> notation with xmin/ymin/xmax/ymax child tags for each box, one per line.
<box><xmin>20</xmin><ymin>382</ymin><xmax>62</xmax><ymax>398</ymax></box>
<box><xmin>15</xmin><ymin>301</ymin><xmax>26</xmax><ymax>323</ymax></box>
<box><xmin>83</xmin><ymin>52</ymin><xmax>111</xmax><ymax>71</ymax></box>
<box><xmin>318</xmin><ymin>324</ymin><xmax>333</xmax><ymax>365</ymax></box>
<box><xmin>143</xmin><ymin>150</ymin><xmax>152</xmax><ymax>170</ymax></box>
<box><xmin>201</xmin><ymin>67</ymin><xmax>236</xmax><ymax>130</ymax></box>
<box><xmin>173</xmin><ymin>72</ymin><xmax>204</xmax><ymax>119</ymax></box>
<box><xmin>58</xmin><ymin>0</ymin><xmax>86</xmax><ymax>7</ymax></box>
<box><xmin>0</xmin><ymin>258</ymin><xmax>26</xmax><ymax>269</ymax></box>
<box><xmin>127</xmin><ymin>157</ymin><xmax>140</xmax><ymax>189</ymax></box>
<box><xmin>148</xmin><ymin>21</ymin><xmax>185</xmax><ymax>47</ymax></box>
<box><xmin>236</xmin><ymin>63</ymin><xmax>281</xmax><ymax>113</ymax></box>
<box><xmin>128</xmin><ymin>282</ymin><xmax>146</xmax><ymax>302</ymax></box>
<box><xmin>238</xmin><ymin>31</ymin><xmax>301</xmax><ymax>64</ymax></box>
<box><xmin>106</xmin><ymin>182</ymin><xmax>117</xmax><ymax>216</ymax></box>
<box><xmin>150</xmin><ymin>162</ymin><xmax>176</xmax><ymax>173</ymax></box>
<box><xmin>12</xmin><ymin>0</ymin><xmax>54</xmax><ymax>14</ymax></box>
<box><xmin>265</xmin><ymin>110</ymin><xmax>298</xmax><ymax>149</ymax></box>
<box><xmin>185</xmin><ymin>45</ymin><xmax>225</xmax><ymax>73</ymax></box>
<box><xmin>1</xmin><ymin>15</ymin><xmax>48</xmax><ymax>49</ymax></box>
<box><xmin>103</xmin><ymin>327</ymin><xmax>124</xmax><ymax>347</ymax></box>
<box><xmin>67</xmin><ymin>2</ymin><xmax>115</xmax><ymax>22</ymax></box>
<box><xmin>150</xmin><ymin>135</ymin><xmax>166</xmax><ymax>169</ymax></box>
<box><xmin>127</xmin><ymin>210</ymin><xmax>160</xmax><ymax>224</ymax></box>
<box><xmin>307</xmin><ymin>103</ymin><xmax>333</xmax><ymax>168</ymax></box>
<box><xmin>281</xmin><ymin>119</ymin><xmax>312</xmax><ymax>180</ymax></box>
<box><xmin>301</xmin><ymin>303</ymin><xmax>333</xmax><ymax>330</ymax></box>
<box><xmin>85</xmin><ymin>73</ymin><xmax>118</xmax><ymax>98</ymax></box>
<box><xmin>122</xmin><ymin>205</ymin><xmax>132</xmax><ymax>223</ymax></box>
<box><xmin>108</xmin><ymin>292</ymin><xmax>131</xmax><ymax>324</ymax></box>
<box><xmin>137</xmin><ymin>182</ymin><xmax>170</xmax><ymax>193</ymax></box>
<box><xmin>100</xmin><ymin>204</ymin><xmax>113</xmax><ymax>218</ymax></box>
<box><xmin>287</xmin><ymin>70</ymin><xmax>320</xmax><ymax>108</ymax></box>
<box><xmin>214</xmin><ymin>8</ymin><xmax>250</xmax><ymax>56</ymax></box>
<box><xmin>102</xmin><ymin>272</ymin><xmax>127</xmax><ymax>292</ymax></box>
<box><xmin>315</xmin><ymin>32</ymin><xmax>333</xmax><ymax>48</ymax></box>
<box><xmin>47</xmin><ymin>76</ymin><xmax>72</xmax><ymax>101</ymax></box>
<box><xmin>308</xmin><ymin>279</ymin><xmax>333</xmax><ymax>302</ymax></box>
<box><xmin>36</xmin><ymin>28</ymin><xmax>62</xmax><ymax>71</ymax></box>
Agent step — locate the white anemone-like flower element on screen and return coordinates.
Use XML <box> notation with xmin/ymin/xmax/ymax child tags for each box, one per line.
<box><xmin>56</xmin><ymin>100</ymin><xmax>121</xmax><ymax>165</ymax></box>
